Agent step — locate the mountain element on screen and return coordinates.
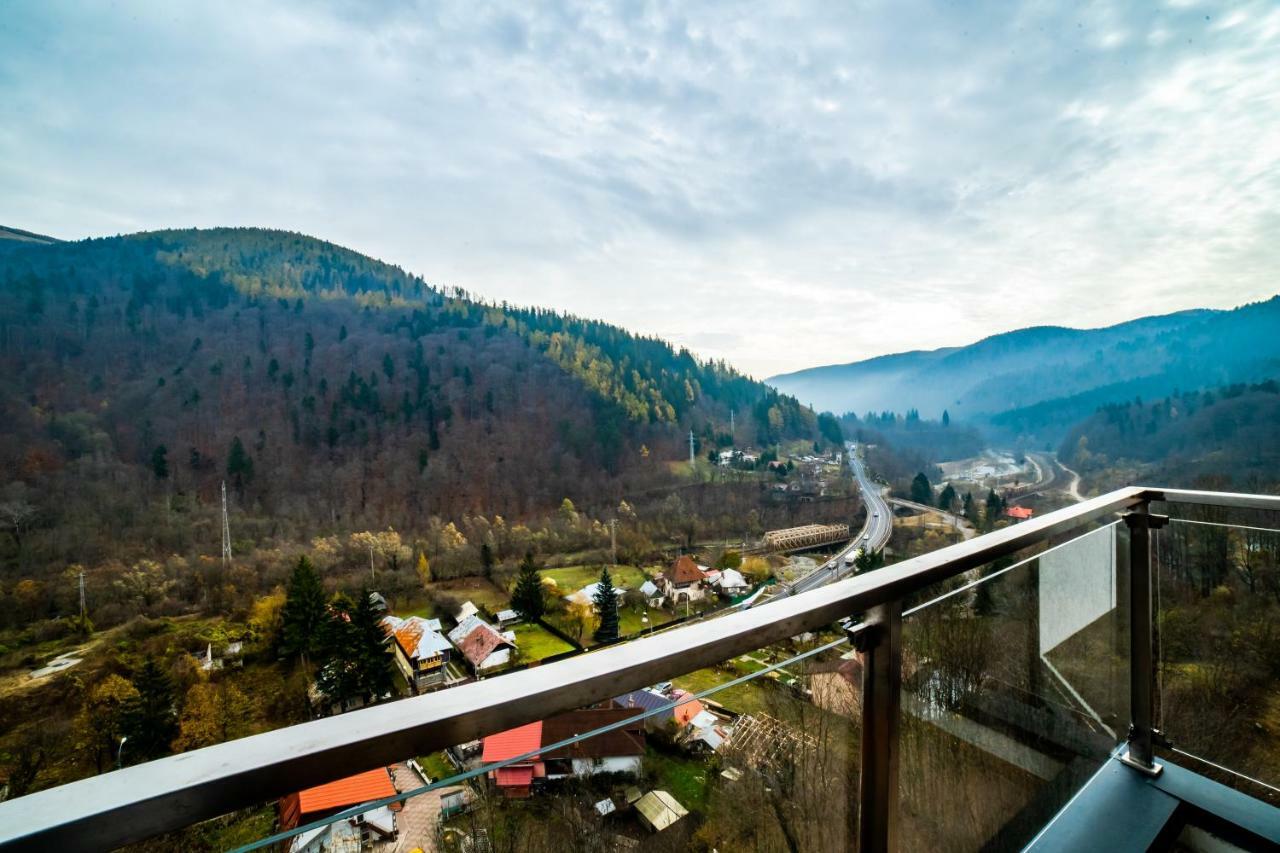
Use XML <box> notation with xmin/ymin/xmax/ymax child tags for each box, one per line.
<box><xmin>768</xmin><ymin>298</ymin><xmax>1280</xmax><ymax>445</ymax></box>
<box><xmin>0</xmin><ymin>225</ymin><xmax>60</xmax><ymax>245</ymax></box>
<box><xmin>0</xmin><ymin>227</ymin><xmax>824</xmax><ymax>567</ymax></box>
<box><xmin>1059</xmin><ymin>379</ymin><xmax>1280</xmax><ymax>491</ymax></box>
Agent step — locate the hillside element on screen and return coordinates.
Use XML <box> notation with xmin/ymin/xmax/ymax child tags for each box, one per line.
<box><xmin>1059</xmin><ymin>380</ymin><xmax>1280</xmax><ymax>491</ymax></box>
<box><xmin>0</xmin><ymin>227</ymin><xmax>826</xmax><ymax>571</ymax></box>
<box><xmin>768</xmin><ymin>298</ymin><xmax>1280</xmax><ymax>446</ymax></box>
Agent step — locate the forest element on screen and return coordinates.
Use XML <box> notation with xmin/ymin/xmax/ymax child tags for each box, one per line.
<box><xmin>1058</xmin><ymin>380</ymin><xmax>1280</xmax><ymax>491</ymax></box>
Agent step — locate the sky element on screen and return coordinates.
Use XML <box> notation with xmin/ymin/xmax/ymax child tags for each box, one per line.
<box><xmin>2</xmin><ymin>1</ymin><xmax>1278</xmax><ymax>378</ymax></box>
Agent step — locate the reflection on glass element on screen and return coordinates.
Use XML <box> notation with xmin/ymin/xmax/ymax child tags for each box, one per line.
<box><xmin>899</xmin><ymin>523</ymin><xmax>1127</xmax><ymax>852</ymax></box>
<box><xmin>1155</xmin><ymin>509</ymin><xmax>1280</xmax><ymax>805</ymax></box>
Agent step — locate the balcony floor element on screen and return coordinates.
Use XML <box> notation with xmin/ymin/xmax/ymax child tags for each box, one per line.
<box><xmin>1026</xmin><ymin>750</ymin><xmax>1280</xmax><ymax>852</ymax></box>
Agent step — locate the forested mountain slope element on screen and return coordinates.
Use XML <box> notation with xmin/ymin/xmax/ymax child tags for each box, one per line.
<box><xmin>1059</xmin><ymin>380</ymin><xmax>1280</xmax><ymax>490</ymax></box>
<box><xmin>0</xmin><ymin>227</ymin><xmax>823</xmax><ymax>568</ymax></box>
<box><xmin>769</xmin><ymin>298</ymin><xmax>1280</xmax><ymax>446</ymax></box>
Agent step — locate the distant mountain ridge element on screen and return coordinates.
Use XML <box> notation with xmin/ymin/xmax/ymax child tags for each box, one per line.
<box><xmin>768</xmin><ymin>298</ymin><xmax>1280</xmax><ymax>445</ymax></box>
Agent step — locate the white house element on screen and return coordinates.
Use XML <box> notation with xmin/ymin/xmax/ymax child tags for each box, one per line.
<box><xmin>564</xmin><ymin>581</ymin><xmax>627</xmax><ymax>608</ymax></box>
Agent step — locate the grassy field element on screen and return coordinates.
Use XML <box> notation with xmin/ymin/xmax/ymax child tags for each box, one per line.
<box><xmin>417</xmin><ymin>751</ymin><xmax>456</xmax><ymax>783</ymax></box>
<box><xmin>541</xmin><ymin>564</ymin><xmax>651</xmax><ymax>594</ymax></box>
<box><xmin>414</xmin><ymin>577</ymin><xmax>511</xmax><ymax>615</ymax></box>
<box><xmin>672</xmin><ymin>665</ymin><xmax>776</xmax><ymax>716</ymax></box>
<box><xmin>644</xmin><ymin>749</ymin><xmax>712</xmax><ymax>813</ymax></box>
<box><xmin>511</xmin><ymin>622</ymin><xmax>576</xmax><ymax>660</ymax></box>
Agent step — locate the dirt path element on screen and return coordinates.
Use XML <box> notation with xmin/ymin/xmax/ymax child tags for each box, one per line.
<box><xmin>1055</xmin><ymin>457</ymin><xmax>1085</xmax><ymax>503</ymax></box>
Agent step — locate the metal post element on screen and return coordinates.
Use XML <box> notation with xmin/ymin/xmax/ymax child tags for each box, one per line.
<box><xmin>1121</xmin><ymin>503</ymin><xmax>1168</xmax><ymax>775</ymax></box>
<box><xmin>857</xmin><ymin>600</ymin><xmax>902</xmax><ymax>852</ymax></box>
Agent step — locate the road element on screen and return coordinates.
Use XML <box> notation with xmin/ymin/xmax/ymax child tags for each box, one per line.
<box><xmin>887</xmin><ymin>497</ymin><xmax>976</xmax><ymax>540</ymax></box>
<box><xmin>782</xmin><ymin>442</ymin><xmax>893</xmax><ymax>597</ymax></box>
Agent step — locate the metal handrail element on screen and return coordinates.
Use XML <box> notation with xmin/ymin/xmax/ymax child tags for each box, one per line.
<box><xmin>0</xmin><ymin>486</ymin><xmax>1273</xmax><ymax>850</ymax></box>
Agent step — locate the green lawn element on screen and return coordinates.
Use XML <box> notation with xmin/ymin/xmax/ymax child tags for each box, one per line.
<box><xmin>511</xmin><ymin>622</ymin><xmax>576</xmax><ymax>660</ymax></box>
<box><xmin>413</xmin><ymin>577</ymin><xmax>511</xmax><ymax>616</ymax></box>
<box><xmin>417</xmin><ymin>751</ymin><xmax>456</xmax><ymax>783</ymax></box>
<box><xmin>644</xmin><ymin>749</ymin><xmax>711</xmax><ymax>813</ymax></box>
<box><xmin>541</xmin><ymin>564</ymin><xmax>651</xmax><ymax>596</ymax></box>
<box><xmin>617</xmin><ymin>605</ymin><xmax>674</xmax><ymax>638</ymax></box>
<box><xmin>671</xmin><ymin>665</ymin><xmax>775</xmax><ymax>716</ymax></box>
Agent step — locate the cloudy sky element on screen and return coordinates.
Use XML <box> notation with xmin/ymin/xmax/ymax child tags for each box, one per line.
<box><xmin>2</xmin><ymin>1</ymin><xmax>1277</xmax><ymax>377</ymax></box>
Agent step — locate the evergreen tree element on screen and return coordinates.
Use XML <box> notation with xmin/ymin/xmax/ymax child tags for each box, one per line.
<box><xmin>226</xmin><ymin>435</ymin><xmax>254</xmax><ymax>497</ymax></box>
<box><xmin>350</xmin><ymin>588</ymin><xmax>394</xmax><ymax>702</ymax></box>
<box><xmin>281</xmin><ymin>556</ymin><xmax>327</xmax><ymax>668</ymax></box>
<box><xmin>984</xmin><ymin>489</ymin><xmax>1005</xmax><ymax>528</ymax></box>
<box><xmin>910</xmin><ymin>472</ymin><xmax>933</xmax><ymax>505</ymax></box>
<box><xmin>942</xmin><ymin>409</ymin><xmax>950</xmax><ymax>427</ymax></box>
<box><xmin>480</xmin><ymin>543</ymin><xmax>494</xmax><ymax>579</ymax></box>
<box><xmin>937</xmin><ymin>483</ymin><xmax>957</xmax><ymax>512</ymax></box>
<box><xmin>963</xmin><ymin>492</ymin><xmax>980</xmax><ymax>525</ymax></box>
<box><xmin>315</xmin><ymin>592</ymin><xmax>360</xmax><ymax>707</ymax></box>
<box><xmin>510</xmin><ymin>551</ymin><xmax>545</xmax><ymax>622</ymax></box>
<box><xmin>150</xmin><ymin>444</ymin><xmax>169</xmax><ymax>480</ymax></box>
<box><xmin>593</xmin><ymin>567</ymin><xmax>620</xmax><ymax>644</ymax></box>
<box><xmin>123</xmin><ymin>657</ymin><xmax>177</xmax><ymax>761</ymax></box>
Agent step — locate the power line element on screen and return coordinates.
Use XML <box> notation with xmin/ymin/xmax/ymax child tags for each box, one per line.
<box><xmin>221</xmin><ymin>480</ymin><xmax>232</xmax><ymax>569</ymax></box>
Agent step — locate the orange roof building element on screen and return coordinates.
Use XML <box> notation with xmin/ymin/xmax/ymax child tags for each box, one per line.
<box><xmin>1006</xmin><ymin>506</ymin><xmax>1034</xmax><ymax>520</ymax></box>
<box><xmin>278</xmin><ymin>767</ymin><xmax>398</xmax><ymax>830</ymax></box>
<box><xmin>664</xmin><ymin>556</ymin><xmax>706</xmax><ymax>587</ymax></box>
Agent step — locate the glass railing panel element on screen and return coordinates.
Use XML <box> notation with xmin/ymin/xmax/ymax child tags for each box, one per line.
<box><xmin>898</xmin><ymin>521</ymin><xmax>1129</xmax><ymax>852</ymax></box>
<box><xmin>1154</xmin><ymin>504</ymin><xmax>1280</xmax><ymax>806</ymax></box>
<box><xmin>145</xmin><ymin>622</ymin><xmax>867</xmax><ymax>852</ymax></box>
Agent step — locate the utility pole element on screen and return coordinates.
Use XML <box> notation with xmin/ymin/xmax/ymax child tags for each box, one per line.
<box><xmin>610</xmin><ymin>518</ymin><xmax>617</xmax><ymax>566</ymax></box>
<box><xmin>220</xmin><ymin>480</ymin><xmax>232</xmax><ymax>570</ymax></box>
<box><xmin>78</xmin><ymin>570</ymin><xmax>86</xmax><ymax>619</ymax></box>
<box><xmin>688</xmin><ymin>430</ymin><xmax>696</xmax><ymax>465</ymax></box>
<box><xmin>730</xmin><ymin>409</ymin><xmax>735</xmax><ymax>437</ymax></box>
<box><xmin>369</xmin><ymin>543</ymin><xmax>376</xmax><ymax>581</ymax></box>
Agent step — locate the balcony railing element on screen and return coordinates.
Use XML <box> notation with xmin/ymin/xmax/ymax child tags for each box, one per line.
<box><xmin>0</xmin><ymin>486</ymin><xmax>1277</xmax><ymax>851</ymax></box>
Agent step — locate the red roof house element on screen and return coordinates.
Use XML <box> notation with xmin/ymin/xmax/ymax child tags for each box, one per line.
<box><xmin>278</xmin><ymin>767</ymin><xmax>398</xmax><ymax>830</ymax></box>
<box><xmin>481</xmin><ymin>705</ymin><xmax>645</xmax><ymax>797</ymax></box>
<box><xmin>1006</xmin><ymin>506</ymin><xmax>1035</xmax><ymax>521</ymax></box>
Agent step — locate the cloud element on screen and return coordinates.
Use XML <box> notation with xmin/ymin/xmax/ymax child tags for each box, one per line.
<box><xmin>1</xmin><ymin>0</ymin><xmax>1277</xmax><ymax>378</ymax></box>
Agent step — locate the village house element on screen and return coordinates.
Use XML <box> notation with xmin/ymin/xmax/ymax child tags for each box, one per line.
<box><xmin>638</xmin><ymin>579</ymin><xmax>662</xmax><ymax>608</ymax></box>
<box><xmin>658</xmin><ymin>555</ymin><xmax>708</xmax><ymax>604</ymax></box>
<box><xmin>564</xmin><ymin>580</ymin><xmax>627</xmax><ymax>609</ymax></box>
<box><xmin>807</xmin><ymin>656</ymin><xmax>864</xmax><ymax>718</ymax></box>
<box><xmin>278</xmin><ymin>767</ymin><xmax>399</xmax><ymax>852</ymax></box>
<box><xmin>711</xmin><ymin>567</ymin><xmax>750</xmax><ymax>597</ymax></box>
<box><xmin>480</xmin><ymin>703</ymin><xmax>645</xmax><ymax>797</ymax></box>
<box><xmin>447</xmin><ymin>614</ymin><xmax>516</xmax><ymax>674</ymax></box>
<box><xmin>381</xmin><ymin>615</ymin><xmax>453</xmax><ymax>692</ymax></box>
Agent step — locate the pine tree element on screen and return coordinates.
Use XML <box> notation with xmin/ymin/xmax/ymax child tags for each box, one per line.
<box><xmin>984</xmin><ymin>489</ymin><xmax>1004</xmax><ymax>529</ymax></box>
<box><xmin>315</xmin><ymin>592</ymin><xmax>360</xmax><ymax>707</ymax></box>
<box><xmin>942</xmin><ymin>409</ymin><xmax>951</xmax><ymax>427</ymax></box>
<box><xmin>480</xmin><ymin>543</ymin><xmax>494</xmax><ymax>579</ymax></box>
<box><xmin>510</xmin><ymin>551</ymin><xmax>545</xmax><ymax>622</ymax></box>
<box><xmin>281</xmin><ymin>556</ymin><xmax>327</xmax><ymax>668</ymax></box>
<box><xmin>351</xmin><ymin>587</ymin><xmax>394</xmax><ymax>702</ymax></box>
<box><xmin>226</xmin><ymin>436</ymin><xmax>254</xmax><ymax>497</ymax></box>
<box><xmin>963</xmin><ymin>492</ymin><xmax>979</xmax><ymax>525</ymax></box>
<box><xmin>593</xmin><ymin>567</ymin><xmax>620</xmax><ymax>644</ymax></box>
<box><xmin>910</xmin><ymin>472</ymin><xmax>933</xmax><ymax>505</ymax></box>
<box><xmin>123</xmin><ymin>656</ymin><xmax>177</xmax><ymax>761</ymax></box>
<box><xmin>150</xmin><ymin>445</ymin><xmax>169</xmax><ymax>480</ymax></box>
<box><xmin>937</xmin><ymin>483</ymin><xmax>957</xmax><ymax>512</ymax></box>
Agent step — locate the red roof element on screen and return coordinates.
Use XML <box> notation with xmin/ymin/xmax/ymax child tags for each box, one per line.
<box><xmin>482</xmin><ymin>721</ymin><xmax>543</xmax><ymax>763</ymax></box>
<box><xmin>495</xmin><ymin>766</ymin><xmax>534</xmax><ymax>786</ymax></box>
<box><xmin>1006</xmin><ymin>506</ymin><xmax>1034</xmax><ymax>519</ymax></box>
<box><xmin>669</xmin><ymin>690</ymin><xmax>706</xmax><ymax>726</ymax></box>
<box><xmin>665</xmin><ymin>555</ymin><xmax>705</xmax><ymax>586</ymax></box>
<box><xmin>279</xmin><ymin>767</ymin><xmax>397</xmax><ymax>830</ymax></box>
<box><xmin>455</xmin><ymin>623</ymin><xmax>510</xmax><ymax>668</ymax></box>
